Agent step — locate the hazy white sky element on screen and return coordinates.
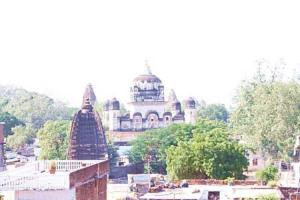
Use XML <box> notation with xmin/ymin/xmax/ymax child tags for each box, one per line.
<box><xmin>0</xmin><ymin>0</ymin><xmax>299</xmax><ymax>108</ymax></box>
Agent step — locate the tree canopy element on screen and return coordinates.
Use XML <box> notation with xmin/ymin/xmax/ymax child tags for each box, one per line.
<box><xmin>0</xmin><ymin>111</ymin><xmax>24</xmax><ymax>136</ymax></box>
<box><xmin>166</xmin><ymin>125</ymin><xmax>248</xmax><ymax>180</ymax></box>
<box><xmin>128</xmin><ymin>118</ymin><xmax>247</xmax><ymax>179</ymax></box>
<box><xmin>0</xmin><ymin>86</ymin><xmax>76</xmax><ymax>129</ymax></box>
<box><xmin>37</xmin><ymin>120</ymin><xmax>71</xmax><ymax>160</ymax></box>
<box><xmin>230</xmin><ymin>66</ymin><xmax>300</xmax><ymax>160</ymax></box>
<box><xmin>198</xmin><ymin>104</ymin><xmax>229</xmax><ymax>122</ymax></box>
<box><xmin>6</xmin><ymin>125</ymin><xmax>36</xmax><ymax>151</ymax></box>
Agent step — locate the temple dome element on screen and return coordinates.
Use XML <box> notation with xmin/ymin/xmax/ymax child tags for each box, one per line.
<box><xmin>133</xmin><ymin>74</ymin><xmax>162</xmax><ymax>83</ymax></box>
<box><xmin>130</xmin><ymin>65</ymin><xmax>164</xmax><ymax>102</ymax></box>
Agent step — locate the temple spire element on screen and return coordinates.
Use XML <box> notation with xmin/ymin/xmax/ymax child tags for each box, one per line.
<box><xmin>145</xmin><ymin>60</ymin><xmax>152</xmax><ymax>74</ymax></box>
<box><xmin>82</xmin><ymin>83</ymin><xmax>97</xmax><ymax>106</ymax></box>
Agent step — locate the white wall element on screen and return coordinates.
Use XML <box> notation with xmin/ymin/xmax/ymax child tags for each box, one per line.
<box><xmin>15</xmin><ymin>189</ymin><xmax>75</xmax><ymax>200</ymax></box>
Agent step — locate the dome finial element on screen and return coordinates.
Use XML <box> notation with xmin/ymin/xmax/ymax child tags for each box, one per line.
<box><xmin>145</xmin><ymin>60</ymin><xmax>152</xmax><ymax>74</ymax></box>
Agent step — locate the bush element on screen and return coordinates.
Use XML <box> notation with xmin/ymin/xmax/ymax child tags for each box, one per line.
<box><xmin>256</xmin><ymin>165</ymin><xmax>278</xmax><ymax>183</ymax></box>
<box><xmin>257</xmin><ymin>194</ymin><xmax>279</xmax><ymax>200</ymax></box>
<box><xmin>267</xmin><ymin>180</ymin><xmax>277</xmax><ymax>188</ymax></box>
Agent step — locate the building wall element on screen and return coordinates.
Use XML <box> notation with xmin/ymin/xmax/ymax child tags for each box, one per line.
<box><xmin>75</xmin><ymin>176</ymin><xmax>107</xmax><ymax>200</ymax></box>
<box><xmin>184</xmin><ymin>108</ymin><xmax>197</xmax><ymax>124</ymax></box>
<box><xmin>15</xmin><ymin>190</ymin><xmax>75</xmax><ymax>200</ymax></box>
<box><xmin>69</xmin><ymin>160</ymin><xmax>109</xmax><ymax>200</ymax></box>
<box><xmin>247</xmin><ymin>151</ymin><xmax>265</xmax><ymax>172</ymax></box>
<box><xmin>128</xmin><ymin>102</ymin><xmax>167</xmax><ymax>119</ymax></box>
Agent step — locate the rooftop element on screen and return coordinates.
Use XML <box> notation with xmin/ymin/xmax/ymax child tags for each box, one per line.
<box><xmin>0</xmin><ymin>160</ymin><xmax>107</xmax><ymax>191</ymax></box>
<box><xmin>140</xmin><ymin>185</ymin><xmax>283</xmax><ymax>200</ymax></box>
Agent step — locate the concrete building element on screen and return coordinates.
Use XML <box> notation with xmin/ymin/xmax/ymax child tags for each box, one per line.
<box><xmin>0</xmin><ymin>160</ymin><xmax>109</xmax><ymax>200</ymax></box>
<box><xmin>103</xmin><ymin>65</ymin><xmax>197</xmax><ymax>132</ymax></box>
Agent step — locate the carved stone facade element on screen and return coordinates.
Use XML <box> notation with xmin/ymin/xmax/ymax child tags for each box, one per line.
<box><xmin>103</xmin><ymin>68</ymin><xmax>197</xmax><ymax>131</ymax></box>
<box><xmin>68</xmin><ymin>87</ymin><xmax>107</xmax><ymax>160</ymax></box>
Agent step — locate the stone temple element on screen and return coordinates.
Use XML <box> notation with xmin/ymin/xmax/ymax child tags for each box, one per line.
<box><xmin>68</xmin><ymin>85</ymin><xmax>107</xmax><ymax>160</ymax></box>
<box><xmin>103</xmin><ymin>66</ymin><xmax>197</xmax><ymax>132</ymax></box>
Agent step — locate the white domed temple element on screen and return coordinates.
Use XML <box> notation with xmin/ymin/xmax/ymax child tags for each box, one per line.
<box><xmin>103</xmin><ymin>66</ymin><xmax>197</xmax><ymax>132</ymax></box>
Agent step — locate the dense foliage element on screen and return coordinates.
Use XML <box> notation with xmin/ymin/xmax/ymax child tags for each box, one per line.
<box><xmin>0</xmin><ymin>86</ymin><xmax>76</xmax><ymax>129</ymax></box>
<box><xmin>166</xmin><ymin>125</ymin><xmax>248</xmax><ymax>180</ymax></box>
<box><xmin>198</xmin><ymin>104</ymin><xmax>229</xmax><ymax>122</ymax></box>
<box><xmin>230</xmin><ymin>67</ymin><xmax>300</xmax><ymax>160</ymax></box>
<box><xmin>127</xmin><ymin>123</ymin><xmax>195</xmax><ymax>173</ymax></box>
<box><xmin>6</xmin><ymin>125</ymin><xmax>36</xmax><ymax>151</ymax></box>
<box><xmin>0</xmin><ymin>86</ymin><xmax>77</xmax><ymax>153</ymax></box>
<box><xmin>128</xmin><ymin>119</ymin><xmax>248</xmax><ymax>179</ymax></box>
<box><xmin>37</xmin><ymin>120</ymin><xmax>71</xmax><ymax>160</ymax></box>
<box><xmin>0</xmin><ymin>112</ymin><xmax>24</xmax><ymax>136</ymax></box>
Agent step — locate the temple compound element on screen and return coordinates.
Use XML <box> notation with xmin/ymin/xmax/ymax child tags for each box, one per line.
<box><xmin>103</xmin><ymin>67</ymin><xmax>197</xmax><ymax>132</ymax></box>
<box><xmin>68</xmin><ymin>85</ymin><xmax>108</xmax><ymax>160</ymax></box>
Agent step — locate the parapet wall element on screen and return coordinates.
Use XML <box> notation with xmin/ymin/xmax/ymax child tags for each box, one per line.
<box><xmin>69</xmin><ymin>160</ymin><xmax>109</xmax><ymax>200</ymax></box>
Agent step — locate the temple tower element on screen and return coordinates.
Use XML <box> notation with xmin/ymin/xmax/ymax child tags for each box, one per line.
<box><xmin>184</xmin><ymin>97</ymin><xmax>197</xmax><ymax>124</ymax></box>
<box><xmin>68</xmin><ymin>88</ymin><xmax>107</xmax><ymax>160</ymax></box>
<box><xmin>168</xmin><ymin>90</ymin><xmax>181</xmax><ymax>117</ymax></box>
<box><xmin>0</xmin><ymin>122</ymin><xmax>6</xmax><ymax>171</ymax></box>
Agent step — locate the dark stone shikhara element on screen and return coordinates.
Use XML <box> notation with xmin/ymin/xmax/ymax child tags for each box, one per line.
<box><xmin>68</xmin><ymin>86</ymin><xmax>107</xmax><ymax>160</ymax></box>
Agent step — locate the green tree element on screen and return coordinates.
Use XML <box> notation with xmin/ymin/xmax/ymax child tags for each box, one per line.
<box><xmin>128</xmin><ymin>119</ymin><xmax>229</xmax><ymax>174</ymax></box>
<box><xmin>6</xmin><ymin>125</ymin><xmax>36</xmax><ymax>151</ymax></box>
<box><xmin>0</xmin><ymin>112</ymin><xmax>24</xmax><ymax>136</ymax></box>
<box><xmin>230</xmin><ymin>65</ymin><xmax>300</xmax><ymax>160</ymax></box>
<box><xmin>256</xmin><ymin>165</ymin><xmax>278</xmax><ymax>183</ymax></box>
<box><xmin>166</xmin><ymin>128</ymin><xmax>248</xmax><ymax>180</ymax></box>
<box><xmin>198</xmin><ymin>104</ymin><xmax>229</xmax><ymax>122</ymax></box>
<box><xmin>37</xmin><ymin>120</ymin><xmax>71</xmax><ymax>160</ymax></box>
<box><xmin>127</xmin><ymin>123</ymin><xmax>195</xmax><ymax>173</ymax></box>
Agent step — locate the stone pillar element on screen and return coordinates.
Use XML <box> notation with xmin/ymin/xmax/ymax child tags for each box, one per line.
<box><xmin>0</xmin><ymin>122</ymin><xmax>6</xmax><ymax>172</ymax></box>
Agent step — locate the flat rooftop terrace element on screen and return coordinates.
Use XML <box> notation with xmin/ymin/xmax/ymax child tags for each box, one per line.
<box><xmin>0</xmin><ymin>160</ymin><xmax>107</xmax><ymax>191</ymax></box>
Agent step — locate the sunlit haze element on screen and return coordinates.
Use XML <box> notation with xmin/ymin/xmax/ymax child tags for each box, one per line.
<box><xmin>0</xmin><ymin>0</ymin><xmax>299</xmax><ymax>107</ymax></box>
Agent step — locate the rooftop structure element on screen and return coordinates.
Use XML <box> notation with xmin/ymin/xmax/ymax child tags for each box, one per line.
<box><xmin>0</xmin><ymin>160</ymin><xmax>109</xmax><ymax>200</ymax></box>
<box><xmin>68</xmin><ymin>85</ymin><xmax>108</xmax><ymax>160</ymax></box>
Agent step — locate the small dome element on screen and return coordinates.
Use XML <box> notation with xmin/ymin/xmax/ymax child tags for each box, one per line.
<box><xmin>185</xmin><ymin>97</ymin><xmax>196</xmax><ymax>109</ymax></box>
<box><xmin>110</xmin><ymin>98</ymin><xmax>120</xmax><ymax>110</ymax></box>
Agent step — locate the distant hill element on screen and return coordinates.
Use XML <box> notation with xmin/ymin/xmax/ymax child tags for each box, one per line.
<box><xmin>0</xmin><ymin>85</ymin><xmax>77</xmax><ymax>129</ymax></box>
